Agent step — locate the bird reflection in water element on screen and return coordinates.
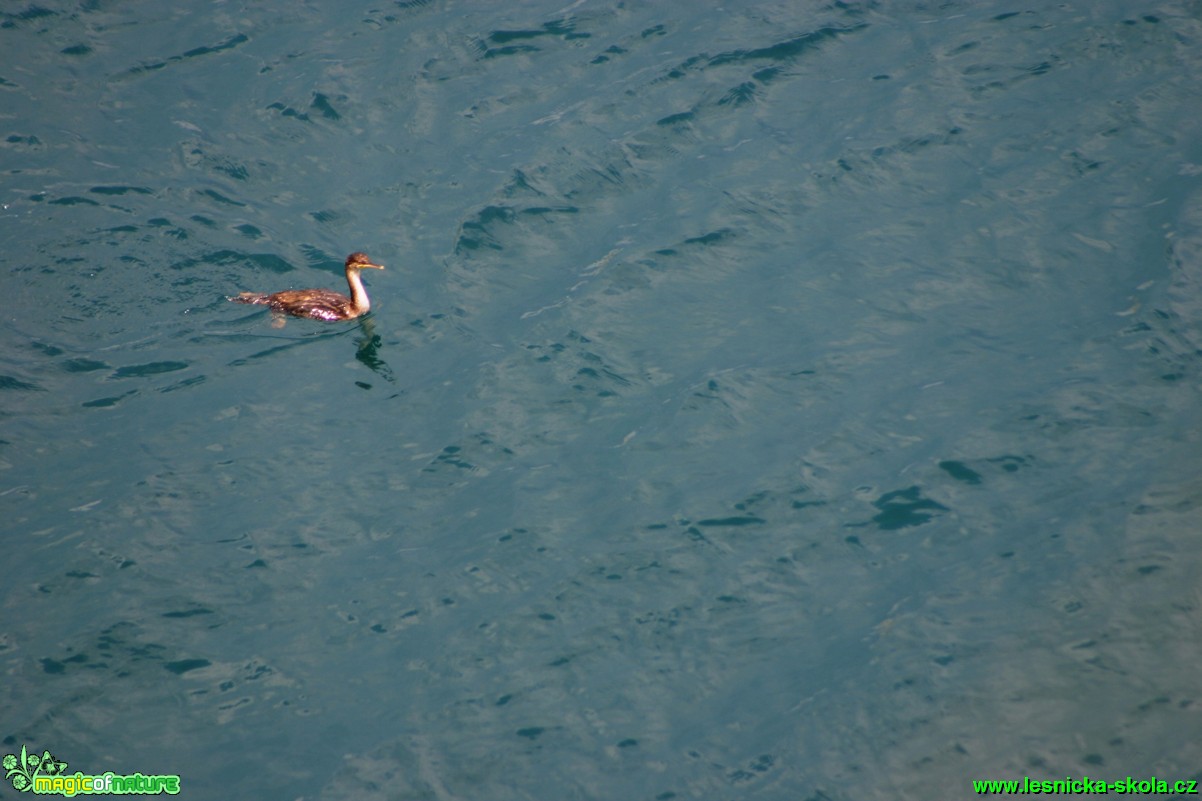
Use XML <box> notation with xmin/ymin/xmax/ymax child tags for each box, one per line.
<box><xmin>352</xmin><ymin>316</ymin><xmax>397</xmax><ymax>387</ymax></box>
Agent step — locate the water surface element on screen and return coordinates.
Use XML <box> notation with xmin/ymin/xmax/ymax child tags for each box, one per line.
<box><xmin>3</xmin><ymin>2</ymin><xmax>1201</xmax><ymax>799</ymax></box>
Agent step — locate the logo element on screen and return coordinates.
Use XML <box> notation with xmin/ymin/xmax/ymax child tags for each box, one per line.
<box><xmin>3</xmin><ymin>746</ymin><xmax>180</xmax><ymax>796</ymax></box>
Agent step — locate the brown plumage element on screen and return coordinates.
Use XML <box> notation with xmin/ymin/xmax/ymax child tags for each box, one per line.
<box><xmin>229</xmin><ymin>252</ymin><xmax>385</xmax><ymax>321</ymax></box>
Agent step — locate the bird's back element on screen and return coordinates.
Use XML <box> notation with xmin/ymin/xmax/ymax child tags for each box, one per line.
<box><xmin>231</xmin><ymin>288</ymin><xmax>356</xmax><ymax>321</ymax></box>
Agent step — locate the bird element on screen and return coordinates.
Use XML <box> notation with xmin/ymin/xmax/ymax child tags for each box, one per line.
<box><xmin>229</xmin><ymin>252</ymin><xmax>385</xmax><ymax>321</ymax></box>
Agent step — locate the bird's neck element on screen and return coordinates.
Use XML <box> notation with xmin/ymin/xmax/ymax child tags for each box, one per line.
<box><xmin>345</xmin><ymin>268</ymin><xmax>371</xmax><ymax>314</ymax></box>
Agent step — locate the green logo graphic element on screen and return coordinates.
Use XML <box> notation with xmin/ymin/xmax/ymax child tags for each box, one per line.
<box><xmin>3</xmin><ymin>746</ymin><xmax>68</xmax><ymax>792</ymax></box>
<box><xmin>3</xmin><ymin>745</ymin><xmax>180</xmax><ymax>795</ymax></box>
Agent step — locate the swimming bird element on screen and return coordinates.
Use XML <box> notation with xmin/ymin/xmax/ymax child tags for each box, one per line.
<box><xmin>229</xmin><ymin>252</ymin><xmax>385</xmax><ymax>321</ymax></box>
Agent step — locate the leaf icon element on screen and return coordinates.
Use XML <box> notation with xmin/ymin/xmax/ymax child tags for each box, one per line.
<box><xmin>4</xmin><ymin>744</ymin><xmax>46</xmax><ymax>793</ymax></box>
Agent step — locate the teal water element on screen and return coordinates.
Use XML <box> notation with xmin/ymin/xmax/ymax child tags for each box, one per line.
<box><xmin>3</xmin><ymin>2</ymin><xmax>1202</xmax><ymax>798</ymax></box>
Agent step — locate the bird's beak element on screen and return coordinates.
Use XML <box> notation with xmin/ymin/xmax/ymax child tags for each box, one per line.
<box><xmin>367</xmin><ymin>262</ymin><xmax>385</xmax><ymax>270</ymax></box>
